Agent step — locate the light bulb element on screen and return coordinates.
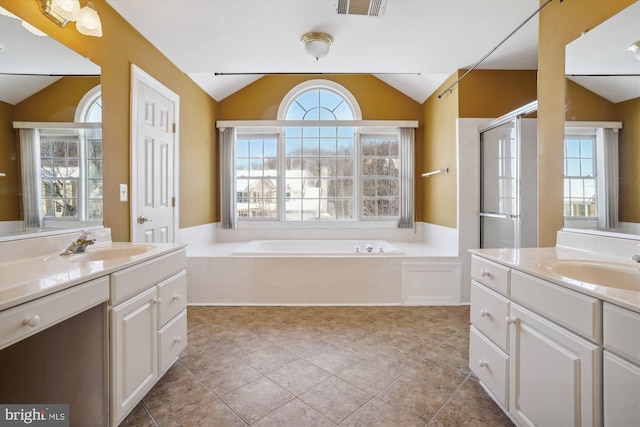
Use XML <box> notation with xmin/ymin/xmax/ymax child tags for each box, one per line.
<box><xmin>76</xmin><ymin>1</ymin><xmax>102</xmax><ymax>37</ymax></box>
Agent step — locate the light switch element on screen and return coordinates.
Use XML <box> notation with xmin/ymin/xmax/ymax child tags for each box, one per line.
<box><xmin>119</xmin><ymin>184</ymin><xmax>128</xmax><ymax>202</ymax></box>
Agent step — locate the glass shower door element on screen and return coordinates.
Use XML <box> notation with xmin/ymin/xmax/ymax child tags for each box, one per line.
<box><xmin>480</xmin><ymin>119</ymin><xmax>520</xmax><ymax>248</ymax></box>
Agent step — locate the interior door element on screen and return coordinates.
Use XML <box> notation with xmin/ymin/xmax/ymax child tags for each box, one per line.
<box><xmin>131</xmin><ymin>65</ymin><xmax>179</xmax><ymax>243</ymax></box>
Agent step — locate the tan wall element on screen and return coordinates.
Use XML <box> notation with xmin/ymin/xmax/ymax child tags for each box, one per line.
<box><xmin>616</xmin><ymin>97</ymin><xmax>640</xmax><ymax>223</ymax></box>
<box><xmin>421</xmin><ymin>73</ymin><xmax>459</xmax><ymax>227</ymax></box>
<box><xmin>14</xmin><ymin>76</ymin><xmax>100</xmax><ymax>122</ymax></box>
<box><xmin>1</xmin><ymin>0</ymin><xmax>218</xmax><ymax>241</ymax></box>
<box><xmin>537</xmin><ymin>0</ymin><xmax>635</xmax><ymax>246</ymax></box>
<box><xmin>565</xmin><ymin>79</ymin><xmax>619</xmax><ymax>122</ymax></box>
<box><xmin>0</xmin><ymin>101</ymin><xmax>20</xmax><ymax>221</ymax></box>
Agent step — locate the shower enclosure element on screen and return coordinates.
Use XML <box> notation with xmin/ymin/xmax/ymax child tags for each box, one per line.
<box><xmin>479</xmin><ymin>101</ymin><xmax>538</xmax><ymax>249</ymax></box>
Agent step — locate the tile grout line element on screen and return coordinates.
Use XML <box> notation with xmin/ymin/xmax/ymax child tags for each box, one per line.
<box><xmin>423</xmin><ymin>373</ymin><xmax>472</xmax><ymax>427</ymax></box>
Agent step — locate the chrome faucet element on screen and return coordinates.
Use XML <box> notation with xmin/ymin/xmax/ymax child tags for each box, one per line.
<box><xmin>365</xmin><ymin>243</ymin><xmax>373</xmax><ymax>253</ymax></box>
<box><xmin>632</xmin><ymin>244</ymin><xmax>640</xmax><ymax>263</ymax></box>
<box><xmin>61</xmin><ymin>232</ymin><xmax>96</xmax><ymax>255</ymax></box>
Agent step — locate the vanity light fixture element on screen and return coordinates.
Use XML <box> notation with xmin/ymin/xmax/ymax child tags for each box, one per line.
<box><xmin>37</xmin><ymin>0</ymin><xmax>102</xmax><ymax>37</ymax></box>
<box><xmin>628</xmin><ymin>40</ymin><xmax>640</xmax><ymax>61</ymax></box>
<box><xmin>301</xmin><ymin>32</ymin><xmax>334</xmax><ymax>61</ymax></box>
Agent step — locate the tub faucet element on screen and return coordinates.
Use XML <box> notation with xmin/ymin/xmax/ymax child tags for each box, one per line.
<box><xmin>632</xmin><ymin>244</ymin><xmax>640</xmax><ymax>263</ymax></box>
<box><xmin>365</xmin><ymin>243</ymin><xmax>373</xmax><ymax>253</ymax></box>
<box><xmin>61</xmin><ymin>232</ymin><xmax>96</xmax><ymax>255</ymax></box>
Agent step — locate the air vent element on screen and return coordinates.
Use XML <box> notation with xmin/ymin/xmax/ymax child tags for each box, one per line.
<box><xmin>335</xmin><ymin>0</ymin><xmax>388</xmax><ymax>17</ymax></box>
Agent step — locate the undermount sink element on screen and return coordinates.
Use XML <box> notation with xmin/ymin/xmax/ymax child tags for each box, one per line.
<box><xmin>548</xmin><ymin>261</ymin><xmax>640</xmax><ymax>292</ymax></box>
<box><xmin>68</xmin><ymin>245</ymin><xmax>153</xmax><ymax>262</ymax></box>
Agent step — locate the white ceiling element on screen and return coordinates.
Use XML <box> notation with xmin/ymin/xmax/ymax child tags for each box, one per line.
<box><xmin>105</xmin><ymin>0</ymin><xmax>542</xmax><ymax>103</ymax></box>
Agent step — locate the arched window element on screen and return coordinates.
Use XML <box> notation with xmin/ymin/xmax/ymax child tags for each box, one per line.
<box><xmin>278</xmin><ymin>80</ymin><xmax>362</xmax><ymax>121</ymax></box>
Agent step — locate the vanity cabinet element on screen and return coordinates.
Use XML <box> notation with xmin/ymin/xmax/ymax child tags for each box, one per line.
<box><xmin>110</xmin><ymin>249</ymin><xmax>187</xmax><ymax>427</ymax></box>
<box><xmin>470</xmin><ymin>255</ymin><xmax>603</xmax><ymax>427</ymax></box>
<box><xmin>602</xmin><ymin>303</ymin><xmax>640</xmax><ymax>425</ymax></box>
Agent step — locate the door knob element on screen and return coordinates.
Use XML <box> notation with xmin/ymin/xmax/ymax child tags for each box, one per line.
<box><xmin>138</xmin><ymin>215</ymin><xmax>152</xmax><ymax>224</ymax></box>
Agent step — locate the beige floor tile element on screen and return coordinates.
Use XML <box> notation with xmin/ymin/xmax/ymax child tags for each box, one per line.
<box><xmin>340</xmin><ymin>397</ymin><xmax>425</xmax><ymax>427</ymax></box>
<box><xmin>252</xmin><ymin>399</ymin><xmax>335</xmax><ymax>427</ymax></box>
<box><xmin>267</xmin><ymin>358</ymin><xmax>332</xmax><ymax>396</ymax></box>
<box><xmin>198</xmin><ymin>357</ymin><xmax>262</xmax><ymax>396</ymax></box>
<box><xmin>299</xmin><ymin>376</ymin><xmax>372</xmax><ymax>424</ymax></box>
<box><xmin>240</xmin><ymin>344</ymin><xmax>299</xmax><ymax>374</ymax></box>
<box><xmin>303</xmin><ymin>343</ymin><xmax>362</xmax><ymax>374</ymax></box>
<box><xmin>220</xmin><ymin>377</ymin><xmax>294</xmax><ymax>425</ymax></box>
<box><xmin>142</xmin><ymin>376</ymin><xmax>216</xmax><ymax>425</ymax></box>
<box><xmin>118</xmin><ymin>402</ymin><xmax>157</xmax><ymax>427</ymax></box>
<box><xmin>163</xmin><ymin>399</ymin><xmax>248</xmax><ymax>427</ymax></box>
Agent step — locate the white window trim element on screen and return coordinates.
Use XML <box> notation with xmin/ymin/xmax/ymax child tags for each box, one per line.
<box><xmin>277</xmin><ymin>79</ymin><xmax>363</xmax><ymax>120</ymax></box>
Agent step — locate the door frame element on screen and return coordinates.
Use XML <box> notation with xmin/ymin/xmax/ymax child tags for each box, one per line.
<box><xmin>130</xmin><ymin>64</ymin><xmax>180</xmax><ymax>242</ymax></box>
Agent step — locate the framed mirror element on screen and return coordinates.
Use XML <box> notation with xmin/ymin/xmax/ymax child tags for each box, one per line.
<box><xmin>0</xmin><ymin>8</ymin><xmax>102</xmax><ymax>240</ymax></box>
<box><xmin>564</xmin><ymin>2</ymin><xmax>640</xmax><ymax>236</ymax></box>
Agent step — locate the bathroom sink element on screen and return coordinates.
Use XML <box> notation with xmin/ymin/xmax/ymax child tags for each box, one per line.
<box><xmin>548</xmin><ymin>261</ymin><xmax>640</xmax><ymax>292</ymax></box>
<box><xmin>68</xmin><ymin>245</ymin><xmax>153</xmax><ymax>262</ymax></box>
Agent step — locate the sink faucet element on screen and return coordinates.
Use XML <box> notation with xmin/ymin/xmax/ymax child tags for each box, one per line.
<box><xmin>61</xmin><ymin>232</ymin><xmax>96</xmax><ymax>255</ymax></box>
<box><xmin>633</xmin><ymin>244</ymin><xmax>640</xmax><ymax>263</ymax></box>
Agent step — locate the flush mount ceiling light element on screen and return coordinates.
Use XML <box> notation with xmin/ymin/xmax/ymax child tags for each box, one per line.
<box><xmin>301</xmin><ymin>32</ymin><xmax>334</xmax><ymax>61</ymax></box>
<box><xmin>628</xmin><ymin>40</ymin><xmax>640</xmax><ymax>61</ymax></box>
<box><xmin>37</xmin><ymin>0</ymin><xmax>102</xmax><ymax>37</ymax></box>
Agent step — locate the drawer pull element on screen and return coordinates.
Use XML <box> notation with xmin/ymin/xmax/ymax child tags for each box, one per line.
<box><xmin>506</xmin><ymin>316</ymin><xmax>517</xmax><ymax>325</ymax></box>
<box><xmin>480</xmin><ymin>309</ymin><xmax>489</xmax><ymax>317</ymax></box>
<box><xmin>23</xmin><ymin>315</ymin><xmax>40</xmax><ymax>328</ymax></box>
<box><xmin>174</xmin><ymin>336</ymin><xmax>182</xmax><ymax>343</ymax></box>
<box><xmin>478</xmin><ymin>360</ymin><xmax>488</xmax><ymax>368</ymax></box>
<box><xmin>480</xmin><ymin>270</ymin><xmax>491</xmax><ymax>278</ymax></box>
<box><xmin>153</xmin><ymin>297</ymin><xmax>162</xmax><ymax>304</ymax></box>
<box><xmin>173</xmin><ymin>293</ymin><xmax>181</xmax><ymax>301</ymax></box>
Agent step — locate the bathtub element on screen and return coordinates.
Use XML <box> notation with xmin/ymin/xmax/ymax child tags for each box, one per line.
<box><xmin>231</xmin><ymin>239</ymin><xmax>404</xmax><ymax>256</ymax></box>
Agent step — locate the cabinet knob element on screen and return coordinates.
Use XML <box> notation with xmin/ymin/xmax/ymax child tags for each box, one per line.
<box><xmin>480</xmin><ymin>270</ymin><xmax>491</xmax><ymax>278</ymax></box>
<box><xmin>505</xmin><ymin>316</ymin><xmax>517</xmax><ymax>325</ymax></box>
<box><xmin>23</xmin><ymin>315</ymin><xmax>40</xmax><ymax>327</ymax></box>
<box><xmin>173</xmin><ymin>293</ymin><xmax>181</xmax><ymax>301</ymax></box>
<box><xmin>153</xmin><ymin>297</ymin><xmax>162</xmax><ymax>304</ymax></box>
<box><xmin>478</xmin><ymin>360</ymin><xmax>488</xmax><ymax>368</ymax></box>
<box><xmin>480</xmin><ymin>309</ymin><xmax>489</xmax><ymax>317</ymax></box>
<box><xmin>174</xmin><ymin>336</ymin><xmax>182</xmax><ymax>343</ymax></box>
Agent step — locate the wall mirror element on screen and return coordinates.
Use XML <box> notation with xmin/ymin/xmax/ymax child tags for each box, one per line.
<box><xmin>564</xmin><ymin>1</ymin><xmax>640</xmax><ymax>236</ymax></box>
<box><xmin>0</xmin><ymin>8</ymin><xmax>102</xmax><ymax>241</ymax></box>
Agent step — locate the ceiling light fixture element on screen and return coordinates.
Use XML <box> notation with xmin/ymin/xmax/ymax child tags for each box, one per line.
<box><xmin>628</xmin><ymin>40</ymin><xmax>640</xmax><ymax>61</ymax></box>
<box><xmin>301</xmin><ymin>32</ymin><xmax>334</xmax><ymax>61</ymax></box>
<box><xmin>37</xmin><ymin>0</ymin><xmax>102</xmax><ymax>37</ymax></box>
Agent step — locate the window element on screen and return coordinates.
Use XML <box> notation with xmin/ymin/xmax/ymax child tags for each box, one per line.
<box><xmin>225</xmin><ymin>80</ymin><xmax>414</xmax><ymax>227</ymax></box>
<box><xmin>40</xmin><ymin>86</ymin><xmax>103</xmax><ymax>221</ymax></box>
<box><xmin>564</xmin><ymin>135</ymin><xmax>597</xmax><ymax>218</ymax></box>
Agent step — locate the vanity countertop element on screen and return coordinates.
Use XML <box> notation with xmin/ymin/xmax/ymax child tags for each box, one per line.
<box><xmin>469</xmin><ymin>246</ymin><xmax>640</xmax><ymax>313</ymax></box>
<box><xmin>0</xmin><ymin>242</ymin><xmax>187</xmax><ymax>311</ymax></box>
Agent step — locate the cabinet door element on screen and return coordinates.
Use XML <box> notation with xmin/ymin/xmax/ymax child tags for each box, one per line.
<box><xmin>111</xmin><ymin>287</ymin><xmax>158</xmax><ymax>426</ymax></box>
<box><xmin>509</xmin><ymin>304</ymin><xmax>601</xmax><ymax>427</ymax></box>
<box><xmin>603</xmin><ymin>351</ymin><xmax>640</xmax><ymax>426</ymax></box>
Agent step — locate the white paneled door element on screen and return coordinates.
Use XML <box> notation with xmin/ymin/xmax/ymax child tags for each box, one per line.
<box><xmin>131</xmin><ymin>65</ymin><xmax>179</xmax><ymax>243</ymax></box>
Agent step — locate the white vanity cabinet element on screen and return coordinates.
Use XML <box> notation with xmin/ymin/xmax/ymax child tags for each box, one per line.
<box><xmin>602</xmin><ymin>303</ymin><xmax>640</xmax><ymax>426</ymax></box>
<box><xmin>110</xmin><ymin>249</ymin><xmax>187</xmax><ymax>427</ymax></box>
<box><xmin>470</xmin><ymin>255</ymin><xmax>603</xmax><ymax>427</ymax></box>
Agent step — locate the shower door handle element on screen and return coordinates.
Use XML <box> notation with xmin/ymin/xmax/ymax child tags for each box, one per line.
<box><xmin>479</xmin><ymin>212</ymin><xmax>520</xmax><ymax>219</ymax></box>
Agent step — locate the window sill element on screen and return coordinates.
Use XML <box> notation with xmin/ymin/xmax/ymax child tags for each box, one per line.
<box><xmin>236</xmin><ymin>220</ymin><xmax>400</xmax><ymax>230</ymax></box>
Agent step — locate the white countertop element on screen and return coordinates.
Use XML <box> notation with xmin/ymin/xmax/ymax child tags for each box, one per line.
<box><xmin>0</xmin><ymin>242</ymin><xmax>187</xmax><ymax>311</ymax></box>
<box><xmin>469</xmin><ymin>246</ymin><xmax>640</xmax><ymax>313</ymax></box>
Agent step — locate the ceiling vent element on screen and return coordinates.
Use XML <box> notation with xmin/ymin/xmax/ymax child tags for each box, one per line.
<box><xmin>335</xmin><ymin>0</ymin><xmax>388</xmax><ymax>17</ymax></box>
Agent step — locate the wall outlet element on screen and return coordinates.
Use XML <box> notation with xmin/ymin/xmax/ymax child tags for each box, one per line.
<box><xmin>119</xmin><ymin>184</ymin><xmax>128</xmax><ymax>202</ymax></box>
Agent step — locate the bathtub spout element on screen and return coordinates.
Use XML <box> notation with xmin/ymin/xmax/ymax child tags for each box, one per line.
<box><xmin>365</xmin><ymin>243</ymin><xmax>373</xmax><ymax>253</ymax></box>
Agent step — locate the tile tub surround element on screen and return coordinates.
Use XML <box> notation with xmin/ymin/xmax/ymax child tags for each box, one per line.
<box><xmin>120</xmin><ymin>305</ymin><xmax>513</xmax><ymax>426</ymax></box>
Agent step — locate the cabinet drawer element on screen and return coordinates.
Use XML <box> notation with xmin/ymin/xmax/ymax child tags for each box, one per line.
<box><xmin>604</xmin><ymin>302</ymin><xmax>640</xmax><ymax>364</ymax></box>
<box><xmin>469</xmin><ymin>326</ymin><xmax>508</xmax><ymax>407</ymax></box>
<box><xmin>511</xmin><ymin>270</ymin><xmax>601</xmax><ymax>343</ymax></box>
<box><xmin>110</xmin><ymin>249</ymin><xmax>186</xmax><ymax>305</ymax></box>
<box><xmin>158</xmin><ymin>309</ymin><xmax>187</xmax><ymax>374</ymax></box>
<box><xmin>470</xmin><ymin>281</ymin><xmax>509</xmax><ymax>352</ymax></box>
<box><xmin>158</xmin><ymin>271</ymin><xmax>187</xmax><ymax>327</ymax></box>
<box><xmin>0</xmin><ymin>277</ymin><xmax>109</xmax><ymax>350</ymax></box>
<box><xmin>471</xmin><ymin>256</ymin><xmax>510</xmax><ymax>295</ymax></box>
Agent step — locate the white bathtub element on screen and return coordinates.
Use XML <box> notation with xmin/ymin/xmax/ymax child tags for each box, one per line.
<box><xmin>231</xmin><ymin>239</ymin><xmax>404</xmax><ymax>256</ymax></box>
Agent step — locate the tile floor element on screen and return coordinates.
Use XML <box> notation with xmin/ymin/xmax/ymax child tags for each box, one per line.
<box><xmin>121</xmin><ymin>306</ymin><xmax>514</xmax><ymax>426</ymax></box>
